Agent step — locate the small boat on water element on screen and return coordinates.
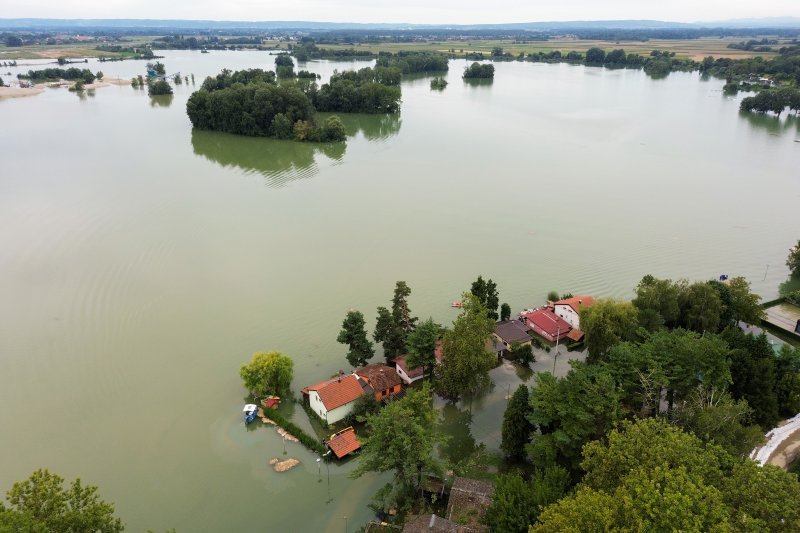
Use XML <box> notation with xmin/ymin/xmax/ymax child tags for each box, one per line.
<box><xmin>243</xmin><ymin>404</ymin><xmax>258</xmax><ymax>425</ymax></box>
<box><xmin>451</xmin><ymin>301</ymin><xmax>463</xmax><ymax>308</ymax></box>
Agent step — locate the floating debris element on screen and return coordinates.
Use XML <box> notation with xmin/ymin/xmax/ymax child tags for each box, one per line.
<box><xmin>277</xmin><ymin>427</ymin><xmax>299</xmax><ymax>442</ymax></box>
<box><xmin>269</xmin><ymin>457</ymin><xmax>300</xmax><ymax>472</ymax></box>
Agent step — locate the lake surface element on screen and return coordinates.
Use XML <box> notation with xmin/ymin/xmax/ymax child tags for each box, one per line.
<box><xmin>1</xmin><ymin>51</ymin><xmax>799</xmax><ymax>532</ymax></box>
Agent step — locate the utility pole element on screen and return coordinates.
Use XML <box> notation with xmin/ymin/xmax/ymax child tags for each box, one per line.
<box><xmin>552</xmin><ymin>325</ymin><xmax>560</xmax><ymax>375</ymax></box>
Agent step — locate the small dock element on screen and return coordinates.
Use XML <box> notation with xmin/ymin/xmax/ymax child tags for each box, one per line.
<box><xmin>764</xmin><ymin>303</ymin><xmax>800</xmax><ymax>338</ymax></box>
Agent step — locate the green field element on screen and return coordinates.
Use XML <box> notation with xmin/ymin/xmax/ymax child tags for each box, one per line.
<box><xmin>285</xmin><ymin>37</ymin><xmax>785</xmax><ymax>60</ymax></box>
<box><xmin>0</xmin><ymin>35</ymin><xmax>787</xmax><ymax>61</ymax></box>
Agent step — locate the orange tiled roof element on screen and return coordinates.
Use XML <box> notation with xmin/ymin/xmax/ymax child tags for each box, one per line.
<box><xmin>355</xmin><ymin>364</ymin><xmax>403</xmax><ymax>392</ymax></box>
<box><xmin>303</xmin><ymin>375</ymin><xmax>364</xmax><ymax>411</ymax></box>
<box><xmin>554</xmin><ymin>296</ymin><xmax>595</xmax><ymax>312</ymax></box>
<box><xmin>327</xmin><ymin>427</ymin><xmax>362</xmax><ymax>459</ymax></box>
<box><xmin>566</xmin><ymin>328</ymin><xmax>585</xmax><ymax>342</ymax></box>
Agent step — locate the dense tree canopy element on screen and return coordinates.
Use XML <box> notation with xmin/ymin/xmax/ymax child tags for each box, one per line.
<box><xmin>0</xmin><ymin>469</ymin><xmax>124</xmax><ymax>533</ymax></box>
<box><xmin>500</xmin><ymin>385</ymin><xmax>532</xmax><ymax>462</ymax></box>
<box><xmin>533</xmin><ymin>418</ymin><xmax>800</xmax><ymax>531</ymax></box>
<box><xmin>351</xmin><ymin>385</ymin><xmax>442</xmax><ymax>509</ymax></box>
<box><xmin>405</xmin><ymin>318</ymin><xmax>441</xmax><ymax>379</ymax></box>
<box><xmin>462</xmin><ymin>62</ymin><xmax>495</xmax><ymax>79</ymax></box>
<box><xmin>436</xmin><ymin>294</ymin><xmax>495</xmax><ymax>401</ymax></box>
<box><xmin>313</xmin><ymin>67</ymin><xmax>402</xmax><ymax>113</ymax></box>
<box><xmin>528</xmin><ymin>363</ymin><xmax>622</xmax><ymax>474</ymax></box>
<box><xmin>580</xmin><ymin>299</ymin><xmax>639</xmax><ymax>363</ymax></box>
<box><xmin>239</xmin><ymin>351</ymin><xmax>294</xmax><ymax>397</ymax></box>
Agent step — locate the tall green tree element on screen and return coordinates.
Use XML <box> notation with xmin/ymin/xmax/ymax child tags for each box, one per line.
<box><xmin>528</xmin><ymin>363</ymin><xmax>622</xmax><ymax>474</ymax></box>
<box><xmin>787</xmin><ymin>240</ymin><xmax>800</xmax><ymax>277</ymax></box>
<box><xmin>373</xmin><ymin>306</ymin><xmax>405</xmax><ymax>359</ymax></box>
<box><xmin>485</xmin><ymin>279</ymin><xmax>499</xmax><ymax>320</ymax></box>
<box><xmin>725</xmin><ymin>277</ymin><xmax>764</xmax><ymax>324</ymax></box>
<box><xmin>391</xmin><ymin>281</ymin><xmax>417</xmax><ymax>334</ymax></box>
<box><xmin>337</xmin><ymin>310</ymin><xmax>374</xmax><ymax>367</ymax></box>
<box><xmin>239</xmin><ymin>351</ymin><xmax>294</xmax><ymax>397</ymax></box>
<box><xmin>501</xmin><ymin>385</ymin><xmax>533</xmax><ymax>461</ymax></box>
<box><xmin>632</xmin><ymin>275</ymin><xmax>681</xmax><ymax>330</ymax></box>
<box><xmin>470</xmin><ymin>276</ymin><xmax>487</xmax><ymax>304</ymax></box>
<box><xmin>723</xmin><ymin>327</ymin><xmax>780</xmax><ymax>427</ymax></box>
<box><xmin>1</xmin><ymin>469</ymin><xmax>123</xmax><ymax>533</ymax></box>
<box><xmin>470</xmin><ymin>276</ymin><xmax>499</xmax><ymax>320</ymax></box>
<box><xmin>580</xmin><ymin>299</ymin><xmax>639</xmax><ymax>363</ymax></box>
<box><xmin>670</xmin><ymin>388</ymin><xmax>763</xmax><ymax>457</ymax></box>
<box><xmin>500</xmin><ymin>303</ymin><xmax>511</xmax><ymax>322</ymax></box>
<box><xmin>405</xmin><ymin>318</ymin><xmax>440</xmax><ymax>380</ymax></box>
<box><xmin>482</xmin><ymin>473</ymin><xmax>537</xmax><ymax>533</ymax></box>
<box><xmin>679</xmin><ymin>282</ymin><xmax>723</xmax><ymax>333</ymax></box>
<box><xmin>351</xmin><ymin>385</ymin><xmax>442</xmax><ymax>509</ymax></box>
<box><xmin>436</xmin><ymin>294</ymin><xmax>496</xmax><ymax>401</ymax></box>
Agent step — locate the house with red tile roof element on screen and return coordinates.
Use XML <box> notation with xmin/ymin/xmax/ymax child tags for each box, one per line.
<box><xmin>521</xmin><ymin>308</ymin><xmax>571</xmax><ymax>343</ymax></box>
<box><xmin>326</xmin><ymin>426</ymin><xmax>362</xmax><ymax>459</ymax></box>
<box><xmin>354</xmin><ymin>364</ymin><xmax>403</xmax><ymax>401</ymax></box>
<box><xmin>553</xmin><ymin>296</ymin><xmax>594</xmax><ymax>330</ymax></box>
<box><xmin>301</xmin><ymin>374</ymin><xmax>367</xmax><ymax>424</ymax></box>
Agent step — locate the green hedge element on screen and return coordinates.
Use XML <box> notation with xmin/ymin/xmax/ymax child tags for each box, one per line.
<box><xmin>267</xmin><ymin>407</ymin><xmax>328</xmax><ymax>456</ymax></box>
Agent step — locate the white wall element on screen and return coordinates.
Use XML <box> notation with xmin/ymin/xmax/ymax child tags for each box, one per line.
<box><xmin>309</xmin><ymin>390</ymin><xmax>358</xmax><ymax>424</ymax></box>
<box><xmin>396</xmin><ymin>365</ymin><xmax>423</xmax><ymax>385</ymax></box>
<box><xmin>554</xmin><ymin>304</ymin><xmax>580</xmax><ymax>330</ymax></box>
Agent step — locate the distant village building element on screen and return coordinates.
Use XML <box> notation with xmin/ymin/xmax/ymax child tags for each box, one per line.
<box><xmin>552</xmin><ymin>296</ymin><xmax>594</xmax><ymax>330</ymax></box>
<box><xmin>301</xmin><ymin>374</ymin><xmax>366</xmax><ymax>424</ymax></box>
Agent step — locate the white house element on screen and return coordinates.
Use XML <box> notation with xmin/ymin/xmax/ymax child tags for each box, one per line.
<box><xmin>553</xmin><ymin>296</ymin><xmax>594</xmax><ymax>330</ymax></box>
<box><xmin>392</xmin><ymin>356</ymin><xmax>425</xmax><ymax>385</ymax></box>
<box><xmin>301</xmin><ymin>374</ymin><xmax>366</xmax><ymax>424</ymax></box>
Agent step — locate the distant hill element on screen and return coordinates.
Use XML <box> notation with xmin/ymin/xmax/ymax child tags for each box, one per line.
<box><xmin>0</xmin><ymin>17</ymin><xmax>799</xmax><ymax>31</ymax></box>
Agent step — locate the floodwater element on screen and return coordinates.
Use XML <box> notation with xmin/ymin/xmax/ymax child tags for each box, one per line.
<box><xmin>1</xmin><ymin>51</ymin><xmax>798</xmax><ymax>531</ymax></box>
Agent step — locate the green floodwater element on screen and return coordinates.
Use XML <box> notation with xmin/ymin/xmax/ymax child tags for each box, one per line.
<box><xmin>1</xmin><ymin>51</ymin><xmax>799</xmax><ymax>532</ymax></box>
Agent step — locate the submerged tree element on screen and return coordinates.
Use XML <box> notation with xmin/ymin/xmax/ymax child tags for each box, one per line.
<box><xmin>501</xmin><ymin>385</ymin><xmax>533</xmax><ymax>462</ymax></box>
<box><xmin>337</xmin><ymin>310</ymin><xmax>374</xmax><ymax>367</ymax></box>
<box><xmin>436</xmin><ymin>294</ymin><xmax>495</xmax><ymax>402</ymax></box>
<box><xmin>373</xmin><ymin>306</ymin><xmax>405</xmax><ymax>359</ymax></box>
<box><xmin>405</xmin><ymin>318</ymin><xmax>441</xmax><ymax>380</ymax></box>
<box><xmin>239</xmin><ymin>351</ymin><xmax>294</xmax><ymax>397</ymax></box>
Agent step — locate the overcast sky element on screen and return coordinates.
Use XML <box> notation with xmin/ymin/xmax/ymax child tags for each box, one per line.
<box><xmin>3</xmin><ymin>0</ymin><xmax>799</xmax><ymax>24</ymax></box>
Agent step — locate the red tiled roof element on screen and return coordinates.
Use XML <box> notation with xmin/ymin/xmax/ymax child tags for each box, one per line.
<box><xmin>554</xmin><ymin>296</ymin><xmax>595</xmax><ymax>313</ymax></box>
<box><xmin>521</xmin><ymin>308</ymin><xmax>571</xmax><ymax>337</ymax></box>
<box><xmin>566</xmin><ymin>328</ymin><xmax>584</xmax><ymax>342</ymax></box>
<box><xmin>393</xmin><ymin>357</ymin><xmax>424</xmax><ymax>379</ymax></box>
<box><xmin>327</xmin><ymin>428</ymin><xmax>362</xmax><ymax>459</ymax></box>
<box><xmin>355</xmin><ymin>364</ymin><xmax>403</xmax><ymax>392</ymax></box>
<box><xmin>302</xmin><ymin>375</ymin><xmax>364</xmax><ymax>411</ymax></box>
<box><xmin>434</xmin><ymin>341</ymin><xmax>443</xmax><ymax>363</ymax></box>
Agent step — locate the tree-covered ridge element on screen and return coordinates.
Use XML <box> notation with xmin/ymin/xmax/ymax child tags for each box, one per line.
<box><xmin>18</xmin><ymin>67</ymin><xmax>96</xmax><ymax>83</ymax></box>
<box><xmin>375</xmin><ymin>51</ymin><xmax>449</xmax><ymax>73</ymax></box>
